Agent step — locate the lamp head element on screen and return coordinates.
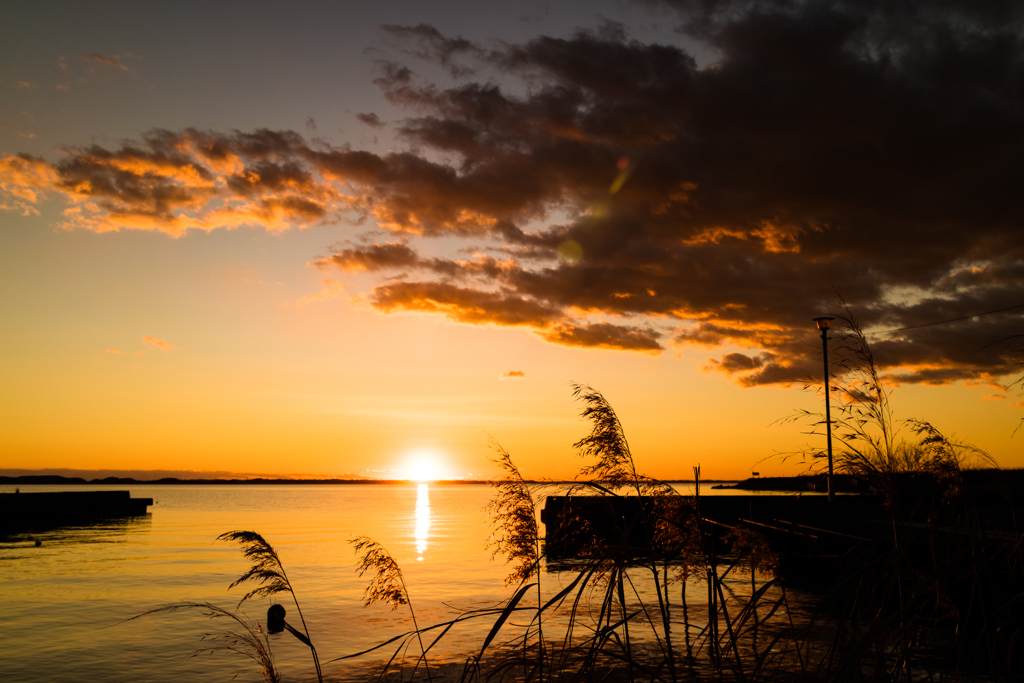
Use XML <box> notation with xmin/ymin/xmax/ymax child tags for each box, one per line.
<box><xmin>813</xmin><ymin>316</ymin><xmax>835</xmax><ymax>331</ymax></box>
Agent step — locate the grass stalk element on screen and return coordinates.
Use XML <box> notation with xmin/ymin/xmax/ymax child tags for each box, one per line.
<box><xmin>616</xmin><ymin>562</ymin><xmax>636</xmax><ymax>683</ymax></box>
<box><xmin>486</xmin><ymin>439</ymin><xmax>546</xmax><ymax>681</ymax></box>
<box><xmin>351</xmin><ymin>535</ymin><xmax>434</xmax><ymax>683</ymax></box>
<box><xmin>140</xmin><ymin>375</ymin><xmax>1024</xmax><ymax>683</ymax></box>
<box><xmin>217</xmin><ymin>530</ymin><xmax>322</xmax><ymax>683</ymax></box>
<box><xmin>126</xmin><ymin>601</ymin><xmax>281</xmax><ymax>683</ymax></box>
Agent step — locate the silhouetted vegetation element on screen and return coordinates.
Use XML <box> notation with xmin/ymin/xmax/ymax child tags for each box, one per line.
<box><xmin>784</xmin><ymin>307</ymin><xmax>996</xmax><ymax>501</ymax></box>
<box><xmin>218</xmin><ymin>530</ymin><xmax>324</xmax><ymax>682</ymax></box>
<box><xmin>133</xmin><ymin>336</ymin><xmax>1023</xmax><ymax>681</ymax></box>
<box><xmin>127</xmin><ymin>602</ymin><xmax>281</xmax><ymax>683</ymax></box>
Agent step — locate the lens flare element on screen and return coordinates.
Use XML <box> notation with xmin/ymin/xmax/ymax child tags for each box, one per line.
<box><xmin>557</xmin><ymin>239</ymin><xmax>583</xmax><ymax>265</ymax></box>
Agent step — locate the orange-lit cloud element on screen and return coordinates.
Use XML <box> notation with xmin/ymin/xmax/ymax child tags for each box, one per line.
<box><xmin>312</xmin><ymin>242</ymin><xmax>420</xmax><ymax>272</ymax></box>
<box><xmin>0</xmin><ymin>129</ymin><xmax>346</xmax><ymax>236</ymax></box>
<box><xmin>501</xmin><ymin>370</ymin><xmax>526</xmax><ymax>379</ymax></box>
<box><xmin>4</xmin><ymin>1</ymin><xmax>1024</xmax><ymax>388</ymax></box>
<box><xmin>77</xmin><ymin>53</ymin><xmax>129</xmax><ymax>71</ymax></box>
<box><xmin>142</xmin><ymin>336</ymin><xmax>181</xmax><ymax>351</ymax></box>
<box><xmin>0</xmin><ymin>154</ymin><xmax>59</xmax><ymax>213</ymax></box>
<box><xmin>541</xmin><ymin>322</ymin><xmax>663</xmax><ymax>352</ymax></box>
<box><xmin>370</xmin><ymin>281</ymin><xmax>561</xmax><ymax>327</ymax></box>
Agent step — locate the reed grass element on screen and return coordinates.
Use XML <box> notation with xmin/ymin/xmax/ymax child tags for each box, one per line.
<box><xmin>784</xmin><ymin>306</ymin><xmax>996</xmax><ymax>503</ymax></box>
<box><xmin>125</xmin><ymin>601</ymin><xmax>281</xmax><ymax>683</ymax></box>
<box><xmin>486</xmin><ymin>438</ymin><xmax>547</xmax><ymax>681</ymax></box>
<box><xmin>351</xmin><ymin>535</ymin><xmax>434</xmax><ymax>683</ymax></box>
<box><xmin>217</xmin><ymin>530</ymin><xmax>324</xmax><ymax>682</ymax></box>
<box><xmin>133</xmin><ymin>352</ymin><xmax>1022</xmax><ymax>682</ymax></box>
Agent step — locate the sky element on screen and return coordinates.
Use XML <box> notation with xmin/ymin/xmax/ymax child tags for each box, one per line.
<box><xmin>1</xmin><ymin>0</ymin><xmax>1022</xmax><ymax>481</ymax></box>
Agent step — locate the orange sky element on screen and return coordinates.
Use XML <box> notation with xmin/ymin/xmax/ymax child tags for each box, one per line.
<box><xmin>1</xmin><ymin>1</ymin><xmax>1021</xmax><ymax>481</ymax></box>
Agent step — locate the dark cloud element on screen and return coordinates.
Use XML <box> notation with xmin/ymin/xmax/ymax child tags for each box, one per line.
<box><xmin>381</xmin><ymin>24</ymin><xmax>485</xmax><ymax>77</ymax></box>
<box><xmin>541</xmin><ymin>321</ymin><xmax>664</xmax><ymax>352</ymax></box>
<box><xmin>714</xmin><ymin>352</ymin><xmax>765</xmax><ymax>373</ymax></box>
<box><xmin>356</xmin><ymin>112</ymin><xmax>385</xmax><ymax>128</ymax></box>
<box><xmin>361</xmin><ymin>1</ymin><xmax>1023</xmax><ymax>384</ymax></box>
<box><xmin>4</xmin><ymin>0</ymin><xmax>1023</xmax><ymax>385</ymax></box>
<box><xmin>369</xmin><ymin>281</ymin><xmax>562</xmax><ymax>327</ymax></box>
<box><xmin>311</xmin><ymin>242</ymin><xmax>420</xmax><ymax>272</ymax></box>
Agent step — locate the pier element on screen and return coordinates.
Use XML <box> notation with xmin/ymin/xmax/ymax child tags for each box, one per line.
<box><xmin>541</xmin><ymin>493</ymin><xmax>884</xmax><ymax>586</ymax></box>
<box><xmin>1</xmin><ymin>490</ymin><xmax>153</xmax><ymax>535</ymax></box>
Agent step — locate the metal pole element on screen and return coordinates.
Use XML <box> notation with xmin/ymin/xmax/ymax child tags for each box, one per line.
<box><xmin>821</xmin><ymin>327</ymin><xmax>834</xmax><ymax>503</ymax></box>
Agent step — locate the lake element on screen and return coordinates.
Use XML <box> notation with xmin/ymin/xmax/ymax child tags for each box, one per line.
<box><xmin>0</xmin><ymin>483</ymin><xmax>805</xmax><ymax>682</ymax></box>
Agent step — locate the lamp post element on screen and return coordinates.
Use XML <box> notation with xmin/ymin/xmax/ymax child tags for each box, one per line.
<box><xmin>813</xmin><ymin>316</ymin><xmax>836</xmax><ymax>503</ymax></box>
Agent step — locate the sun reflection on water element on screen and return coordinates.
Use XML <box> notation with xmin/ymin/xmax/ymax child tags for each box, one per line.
<box><xmin>415</xmin><ymin>483</ymin><xmax>430</xmax><ymax>560</ymax></box>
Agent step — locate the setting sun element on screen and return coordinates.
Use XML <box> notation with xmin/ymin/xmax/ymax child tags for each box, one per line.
<box><xmin>406</xmin><ymin>456</ymin><xmax>441</xmax><ymax>482</ymax></box>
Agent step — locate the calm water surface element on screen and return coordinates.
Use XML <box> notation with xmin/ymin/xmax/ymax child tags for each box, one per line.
<box><xmin>0</xmin><ymin>483</ymin><xmax>800</xmax><ymax>682</ymax></box>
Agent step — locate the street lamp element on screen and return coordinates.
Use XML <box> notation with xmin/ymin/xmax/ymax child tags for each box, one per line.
<box><xmin>813</xmin><ymin>316</ymin><xmax>836</xmax><ymax>503</ymax></box>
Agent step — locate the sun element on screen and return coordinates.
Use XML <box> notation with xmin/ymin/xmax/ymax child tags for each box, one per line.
<box><xmin>406</xmin><ymin>455</ymin><xmax>441</xmax><ymax>482</ymax></box>
<box><xmin>408</xmin><ymin>460</ymin><xmax>437</xmax><ymax>482</ymax></box>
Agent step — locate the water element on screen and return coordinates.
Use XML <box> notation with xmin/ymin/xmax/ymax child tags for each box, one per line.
<box><xmin>0</xmin><ymin>483</ymin><xmax>802</xmax><ymax>682</ymax></box>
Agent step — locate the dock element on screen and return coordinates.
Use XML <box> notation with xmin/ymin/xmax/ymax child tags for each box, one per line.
<box><xmin>541</xmin><ymin>493</ymin><xmax>884</xmax><ymax>586</ymax></box>
<box><xmin>0</xmin><ymin>490</ymin><xmax>153</xmax><ymax>535</ymax></box>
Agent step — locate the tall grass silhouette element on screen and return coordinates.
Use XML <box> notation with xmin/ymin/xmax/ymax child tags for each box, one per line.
<box><xmin>784</xmin><ymin>306</ymin><xmax>996</xmax><ymax>501</ymax></box>
<box><xmin>131</xmin><ymin>347</ymin><xmax>1023</xmax><ymax>681</ymax></box>
<box><xmin>486</xmin><ymin>438</ymin><xmax>547</xmax><ymax>680</ymax></box>
<box><xmin>126</xmin><ymin>602</ymin><xmax>281</xmax><ymax>683</ymax></box>
<box><xmin>217</xmin><ymin>530</ymin><xmax>323</xmax><ymax>683</ymax></box>
<box><xmin>351</xmin><ymin>535</ymin><xmax>434</xmax><ymax>683</ymax></box>
<box><xmin>567</xmin><ymin>383</ymin><xmax>680</xmax><ymax>683</ymax></box>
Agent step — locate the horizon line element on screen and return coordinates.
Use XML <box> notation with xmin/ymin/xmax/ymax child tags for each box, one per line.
<box><xmin>0</xmin><ymin>474</ymin><xmax>747</xmax><ymax>485</ymax></box>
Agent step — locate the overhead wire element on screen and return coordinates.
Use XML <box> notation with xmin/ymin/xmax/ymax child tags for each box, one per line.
<box><xmin>865</xmin><ymin>302</ymin><xmax>1024</xmax><ymax>336</ymax></box>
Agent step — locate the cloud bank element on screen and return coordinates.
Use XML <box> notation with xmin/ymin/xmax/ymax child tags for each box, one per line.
<box><xmin>2</xmin><ymin>0</ymin><xmax>1022</xmax><ymax>385</ymax></box>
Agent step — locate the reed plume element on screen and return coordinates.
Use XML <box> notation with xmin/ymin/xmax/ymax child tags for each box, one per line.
<box><xmin>570</xmin><ymin>383</ymin><xmax>688</xmax><ymax>683</ymax></box>
<box><xmin>786</xmin><ymin>306</ymin><xmax>994</xmax><ymax>502</ymax></box>
<box><xmin>774</xmin><ymin>305</ymin><xmax>1021</xmax><ymax>679</ymax></box>
<box><xmin>351</xmin><ymin>535</ymin><xmax>409</xmax><ymax>609</ymax></box>
<box><xmin>725</xmin><ymin>525</ymin><xmax>778</xmax><ymax>582</ymax></box>
<box><xmin>486</xmin><ymin>439</ymin><xmax>549</xmax><ymax>681</ymax></box>
<box><xmin>572</xmin><ymin>383</ymin><xmax>673</xmax><ymax>498</ymax></box>
<box><xmin>486</xmin><ymin>439</ymin><xmax>540</xmax><ymax>587</ymax></box>
<box><xmin>218</xmin><ymin>530</ymin><xmax>322</xmax><ymax>683</ymax></box>
<box><xmin>217</xmin><ymin>531</ymin><xmax>292</xmax><ymax>605</ymax></box>
<box><xmin>126</xmin><ymin>601</ymin><xmax>281</xmax><ymax>683</ymax></box>
<box><xmin>351</xmin><ymin>536</ymin><xmax>433</xmax><ymax>682</ymax></box>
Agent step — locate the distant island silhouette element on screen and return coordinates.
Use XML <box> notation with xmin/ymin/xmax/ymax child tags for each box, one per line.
<box><xmin>1</xmin><ymin>474</ymin><xmax>736</xmax><ymax>486</ymax></box>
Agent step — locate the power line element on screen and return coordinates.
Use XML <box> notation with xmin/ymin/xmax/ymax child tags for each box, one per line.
<box><xmin>866</xmin><ymin>302</ymin><xmax>1024</xmax><ymax>336</ymax></box>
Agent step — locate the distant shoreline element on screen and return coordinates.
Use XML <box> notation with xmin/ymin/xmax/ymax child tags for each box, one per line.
<box><xmin>1</xmin><ymin>475</ymin><xmax>734</xmax><ymax>486</ymax></box>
